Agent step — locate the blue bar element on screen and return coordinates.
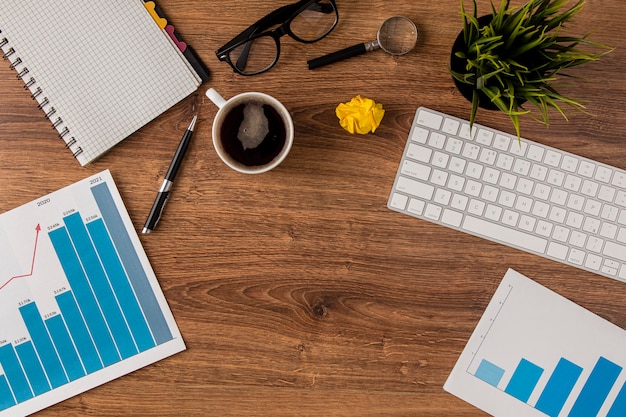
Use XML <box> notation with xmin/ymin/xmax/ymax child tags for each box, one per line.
<box><xmin>475</xmin><ymin>359</ymin><xmax>505</xmax><ymax>387</ymax></box>
<box><xmin>0</xmin><ymin>344</ymin><xmax>32</xmax><ymax>403</ymax></box>
<box><xmin>48</xmin><ymin>226</ymin><xmax>120</xmax><ymax>366</ymax></box>
<box><xmin>91</xmin><ymin>182</ymin><xmax>172</xmax><ymax>345</ymax></box>
<box><xmin>607</xmin><ymin>380</ymin><xmax>626</xmax><ymax>417</ymax></box>
<box><xmin>535</xmin><ymin>358</ymin><xmax>583</xmax><ymax>417</ymax></box>
<box><xmin>0</xmin><ymin>374</ymin><xmax>15</xmax><ymax>411</ymax></box>
<box><xmin>55</xmin><ymin>291</ymin><xmax>102</xmax><ymax>374</ymax></box>
<box><xmin>14</xmin><ymin>341</ymin><xmax>50</xmax><ymax>395</ymax></box>
<box><xmin>504</xmin><ymin>358</ymin><xmax>544</xmax><ymax>402</ymax></box>
<box><xmin>45</xmin><ymin>314</ymin><xmax>85</xmax><ymax>381</ymax></box>
<box><xmin>568</xmin><ymin>356</ymin><xmax>622</xmax><ymax>417</ymax></box>
<box><xmin>64</xmin><ymin>212</ymin><xmax>136</xmax><ymax>360</ymax></box>
<box><xmin>19</xmin><ymin>302</ymin><xmax>67</xmax><ymax>388</ymax></box>
<box><xmin>86</xmin><ymin>218</ymin><xmax>154</xmax><ymax>352</ymax></box>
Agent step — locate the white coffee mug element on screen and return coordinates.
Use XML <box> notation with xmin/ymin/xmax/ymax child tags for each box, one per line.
<box><xmin>206</xmin><ymin>88</ymin><xmax>294</xmax><ymax>174</ymax></box>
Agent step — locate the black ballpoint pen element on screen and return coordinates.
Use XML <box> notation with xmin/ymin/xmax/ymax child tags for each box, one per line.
<box><xmin>142</xmin><ymin>114</ymin><xmax>197</xmax><ymax>234</ymax></box>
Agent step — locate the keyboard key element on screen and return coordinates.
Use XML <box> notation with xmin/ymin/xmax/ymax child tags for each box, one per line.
<box><xmin>410</xmin><ymin>127</ymin><xmax>429</xmax><ymax>143</ymax></box>
<box><xmin>462</xmin><ymin>143</ymin><xmax>480</xmax><ymax>160</ymax></box>
<box><xmin>493</xmin><ymin>134</ymin><xmax>511</xmax><ymax>151</ymax></box>
<box><xmin>442</xmin><ymin>118</ymin><xmax>460</xmax><ymax>135</ymax></box>
<box><xmin>578</xmin><ymin>161</ymin><xmax>596</xmax><ymax>178</ymax></box>
<box><xmin>561</xmin><ymin>156</ymin><xmax>578</xmax><ymax>172</ymax></box>
<box><xmin>408</xmin><ymin>198</ymin><xmax>425</xmax><ymax>215</ymax></box>
<box><xmin>547</xmin><ymin>242</ymin><xmax>569</xmax><ymax>260</ymax></box>
<box><xmin>568</xmin><ymin>249</ymin><xmax>585</xmax><ymax>265</ymax></box>
<box><xmin>598</xmin><ymin>185</ymin><xmax>616</xmax><ymax>202</ymax></box>
<box><xmin>463</xmin><ymin>216</ymin><xmax>547</xmax><ymax>254</ymax></box>
<box><xmin>616</xmin><ymin>191</ymin><xmax>626</xmax><ymax>208</ymax></box>
<box><xmin>429</xmin><ymin>132</ymin><xmax>446</xmax><ymax>149</ymax></box>
<box><xmin>519</xmin><ymin>215</ymin><xmax>536</xmax><ymax>232</ymax></box>
<box><xmin>445</xmin><ymin>138</ymin><xmax>463</xmax><ymax>154</ymax></box>
<box><xmin>442</xmin><ymin>209</ymin><xmax>463</xmax><ymax>227</ymax></box>
<box><xmin>401</xmin><ymin>160</ymin><xmax>430</xmax><ymax>181</ymax></box>
<box><xmin>476</xmin><ymin>129</ymin><xmax>494</xmax><ymax>146</ymax></box>
<box><xmin>510</xmin><ymin>140</ymin><xmax>528</xmax><ymax>156</ymax></box>
<box><xmin>581</xmin><ymin>253</ymin><xmax>599</xmax><ymax>272</ymax></box>
<box><xmin>435</xmin><ymin>189</ymin><xmax>452</xmax><ymax>206</ymax></box>
<box><xmin>544</xmin><ymin>150</ymin><xmax>561</xmax><ymax>167</ymax></box>
<box><xmin>396</xmin><ymin>176</ymin><xmax>434</xmax><ymax>200</ymax></box>
<box><xmin>604</xmin><ymin>241</ymin><xmax>626</xmax><ymax>262</ymax></box>
<box><xmin>613</xmin><ymin>172</ymin><xmax>626</xmax><ymax>188</ymax></box>
<box><xmin>389</xmin><ymin>193</ymin><xmax>408</xmax><ymax>210</ymax></box>
<box><xmin>407</xmin><ymin>143</ymin><xmax>432</xmax><ymax>163</ymax></box>
<box><xmin>459</xmin><ymin>123</ymin><xmax>476</xmax><ymax>140</ymax></box>
<box><xmin>595</xmin><ymin>166</ymin><xmax>613</xmax><ymax>183</ymax></box>
<box><xmin>527</xmin><ymin>145</ymin><xmax>544</xmax><ymax>162</ymax></box>
<box><xmin>424</xmin><ymin>204</ymin><xmax>442</xmax><ymax>221</ymax></box>
<box><xmin>448</xmin><ymin>175</ymin><xmax>466</xmax><ymax>192</ymax></box>
<box><xmin>416</xmin><ymin>109</ymin><xmax>442</xmax><ymax>130</ymax></box>
<box><xmin>451</xmin><ymin>194</ymin><xmax>469</xmax><ymax>211</ymax></box>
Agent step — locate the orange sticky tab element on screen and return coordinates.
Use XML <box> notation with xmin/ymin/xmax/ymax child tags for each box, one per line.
<box><xmin>144</xmin><ymin>1</ymin><xmax>167</xmax><ymax>29</ymax></box>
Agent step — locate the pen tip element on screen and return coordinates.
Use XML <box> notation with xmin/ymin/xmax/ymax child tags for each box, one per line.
<box><xmin>141</xmin><ymin>228</ymin><xmax>151</xmax><ymax>234</ymax></box>
<box><xmin>189</xmin><ymin>114</ymin><xmax>198</xmax><ymax>131</ymax></box>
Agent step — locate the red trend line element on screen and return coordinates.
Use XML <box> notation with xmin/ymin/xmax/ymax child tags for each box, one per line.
<box><xmin>0</xmin><ymin>224</ymin><xmax>41</xmax><ymax>291</ymax></box>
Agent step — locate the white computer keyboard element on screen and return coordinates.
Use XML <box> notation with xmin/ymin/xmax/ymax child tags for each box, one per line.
<box><xmin>388</xmin><ymin>107</ymin><xmax>626</xmax><ymax>282</ymax></box>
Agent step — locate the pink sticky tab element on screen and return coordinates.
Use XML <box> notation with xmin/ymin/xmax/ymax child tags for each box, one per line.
<box><xmin>166</xmin><ymin>25</ymin><xmax>187</xmax><ymax>52</ymax></box>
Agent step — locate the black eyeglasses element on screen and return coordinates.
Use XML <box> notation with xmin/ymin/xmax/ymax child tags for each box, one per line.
<box><xmin>216</xmin><ymin>0</ymin><xmax>338</xmax><ymax>76</ymax></box>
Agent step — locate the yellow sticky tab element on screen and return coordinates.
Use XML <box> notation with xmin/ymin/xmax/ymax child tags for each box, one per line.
<box><xmin>144</xmin><ymin>1</ymin><xmax>167</xmax><ymax>29</ymax></box>
<box><xmin>335</xmin><ymin>96</ymin><xmax>385</xmax><ymax>134</ymax></box>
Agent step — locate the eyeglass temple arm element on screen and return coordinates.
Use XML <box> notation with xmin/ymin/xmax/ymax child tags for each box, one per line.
<box><xmin>217</xmin><ymin>1</ymin><xmax>305</xmax><ymax>55</ymax></box>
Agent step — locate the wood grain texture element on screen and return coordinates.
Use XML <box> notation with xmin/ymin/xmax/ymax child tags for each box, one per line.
<box><xmin>0</xmin><ymin>0</ymin><xmax>625</xmax><ymax>415</ymax></box>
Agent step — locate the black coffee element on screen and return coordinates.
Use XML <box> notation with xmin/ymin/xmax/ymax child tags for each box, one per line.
<box><xmin>219</xmin><ymin>100</ymin><xmax>287</xmax><ymax>167</ymax></box>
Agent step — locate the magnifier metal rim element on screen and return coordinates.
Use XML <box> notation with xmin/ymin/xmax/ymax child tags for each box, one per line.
<box><xmin>377</xmin><ymin>15</ymin><xmax>418</xmax><ymax>56</ymax></box>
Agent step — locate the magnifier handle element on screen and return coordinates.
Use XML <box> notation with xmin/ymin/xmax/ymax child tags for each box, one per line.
<box><xmin>307</xmin><ymin>43</ymin><xmax>368</xmax><ymax>70</ymax></box>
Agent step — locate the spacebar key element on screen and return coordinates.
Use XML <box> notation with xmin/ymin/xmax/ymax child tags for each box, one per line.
<box><xmin>462</xmin><ymin>216</ymin><xmax>548</xmax><ymax>254</ymax></box>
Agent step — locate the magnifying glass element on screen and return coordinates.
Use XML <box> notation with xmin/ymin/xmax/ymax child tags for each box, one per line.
<box><xmin>307</xmin><ymin>16</ymin><xmax>418</xmax><ymax>70</ymax></box>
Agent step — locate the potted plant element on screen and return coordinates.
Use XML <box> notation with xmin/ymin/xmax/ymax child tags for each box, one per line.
<box><xmin>449</xmin><ymin>0</ymin><xmax>612</xmax><ymax>139</ymax></box>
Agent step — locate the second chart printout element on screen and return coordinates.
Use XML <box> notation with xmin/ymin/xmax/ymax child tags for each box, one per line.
<box><xmin>444</xmin><ymin>269</ymin><xmax>626</xmax><ymax>417</ymax></box>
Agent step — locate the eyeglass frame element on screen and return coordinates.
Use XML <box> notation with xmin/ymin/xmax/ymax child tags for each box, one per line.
<box><xmin>216</xmin><ymin>0</ymin><xmax>338</xmax><ymax>76</ymax></box>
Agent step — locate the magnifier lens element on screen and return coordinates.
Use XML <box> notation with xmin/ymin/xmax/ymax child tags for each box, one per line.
<box><xmin>378</xmin><ymin>16</ymin><xmax>418</xmax><ymax>55</ymax></box>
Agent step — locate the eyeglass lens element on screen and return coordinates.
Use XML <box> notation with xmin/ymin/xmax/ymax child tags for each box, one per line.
<box><xmin>228</xmin><ymin>0</ymin><xmax>337</xmax><ymax>75</ymax></box>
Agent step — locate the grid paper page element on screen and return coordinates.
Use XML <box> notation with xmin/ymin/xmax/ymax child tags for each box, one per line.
<box><xmin>0</xmin><ymin>0</ymin><xmax>201</xmax><ymax>165</ymax></box>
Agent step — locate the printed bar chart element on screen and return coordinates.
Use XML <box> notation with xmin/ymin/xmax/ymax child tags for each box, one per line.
<box><xmin>0</xmin><ymin>170</ymin><xmax>184</xmax><ymax>416</ymax></box>
<box><xmin>445</xmin><ymin>269</ymin><xmax>626</xmax><ymax>417</ymax></box>
<box><xmin>474</xmin><ymin>355</ymin><xmax>625</xmax><ymax>417</ymax></box>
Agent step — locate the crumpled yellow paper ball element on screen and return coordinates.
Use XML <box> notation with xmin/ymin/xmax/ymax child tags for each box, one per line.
<box><xmin>335</xmin><ymin>95</ymin><xmax>385</xmax><ymax>134</ymax></box>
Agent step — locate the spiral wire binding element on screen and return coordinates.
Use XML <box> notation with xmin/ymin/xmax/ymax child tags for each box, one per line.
<box><xmin>0</xmin><ymin>29</ymin><xmax>83</xmax><ymax>158</ymax></box>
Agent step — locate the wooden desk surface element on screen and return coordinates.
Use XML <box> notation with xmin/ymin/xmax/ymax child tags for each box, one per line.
<box><xmin>1</xmin><ymin>1</ymin><xmax>625</xmax><ymax>415</ymax></box>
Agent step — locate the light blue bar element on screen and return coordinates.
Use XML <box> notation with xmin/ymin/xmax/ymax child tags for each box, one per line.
<box><xmin>475</xmin><ymin>359</ymin><xmax>505</xmax><ymax>387</ymax></box>
<box><xmin>535</xmin><ymin>358</ymin><xmax>583</xmax><ymax>417</ymax></box>
<box><xmin>0</xmin><ymin>374</ymin><xmax>15</xmax><ymax>411</ymax></box>
<box><xmin>568</xmin><ymin>356</ymin><xmax>622</xmax><ymax>417</ymax></box>
<box><xmin>48</xmin><ymin>226</ymin><xmax>120</xmax><ymax>366</ymax></box>
<box><xmin>19</xmin><ymin>302</ymin><xmax>67</xmax><ymax>388</ymax></box>
<box><xmin>607</xmin><ymin>380</ymin><xmax>626</xmax><ymax>417</ymax></box>
<box><xmin>14</xmin><ymin>341</ymin><xmax>50</xmax><ymax>395</ymax></box>
<box><xmin>45</xmin><ymin>314</ymin><xmax>85</xmax><ymax>381</ymax></box>
<box><xmin>0</xmin><ymin>344</ymin><xmax>32</xmax><ymax>403</ymax></box>
<box><xmin>64</xmin><ymin>212</ymin><xmax>136</xmax><ymax>360</ymax></box>
<box><xmin>91</xmin><ymin>182</ymin><xmax>172</xmax><ymax>345</ymax></box>
<box><xmin>505</xmin><ymin>358</ymin><xmax>544</xmax><ymax>402</ymax></box>
<box><xmin>86</xmin><ymin>218</ymin><xmax>153</xmax><ymax>352</ymax></box>
<box><xmin>55</xmin><ymin>291</ymin><xmax>102</xmax><ymax>374</ymax></box>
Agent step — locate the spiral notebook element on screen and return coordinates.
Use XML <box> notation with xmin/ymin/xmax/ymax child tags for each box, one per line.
<box><xmin>0</xmin><ymin>0</ymin><xmax>209</xmax><ymax>166</ymax></box>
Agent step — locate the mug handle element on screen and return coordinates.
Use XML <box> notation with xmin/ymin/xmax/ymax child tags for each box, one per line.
<box><xmin>206</xmin><ymin>88</ymin><xmax>227</xmax><ymax>108</ymax></box>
